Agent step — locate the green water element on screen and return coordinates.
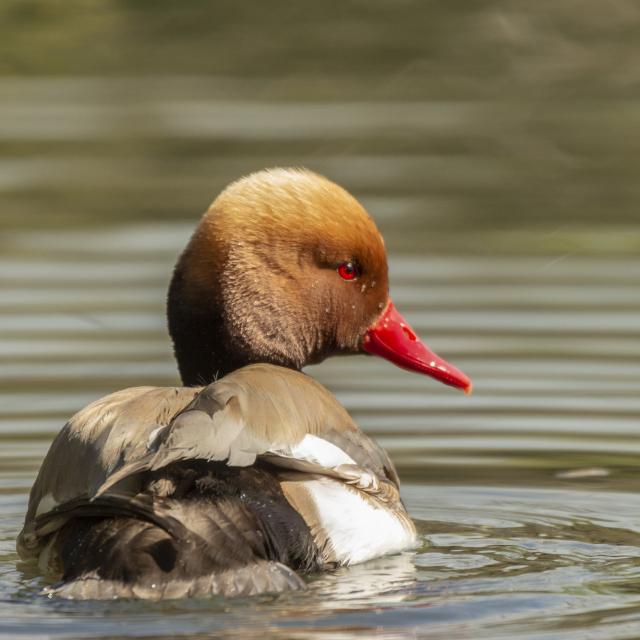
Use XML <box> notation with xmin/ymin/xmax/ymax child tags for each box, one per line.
<box><xmin>1</xmin><ymin>2</ymin><xmax>640</xmax><ymax>638</ymax></box>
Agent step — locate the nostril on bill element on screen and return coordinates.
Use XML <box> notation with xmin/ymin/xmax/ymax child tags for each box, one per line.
<box><xmin>401</xmin><ymin>325</ymin><xmax>417</xmax><ymax>341</ymax></box>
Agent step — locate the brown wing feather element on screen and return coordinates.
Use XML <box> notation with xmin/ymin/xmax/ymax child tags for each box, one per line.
<box><xmin>18</xmin><ymin>364</ymin><xmax>397</xmax><ymax>576</ymax></box>
<box><xmin>94</xmin><ymin>364</ymin><xmax>362</xmax><ymax>496</ymax></box>
<box><xmin>18</xmin><ymin>385</ymin><xmax>200</xmax><ymax>560</ymax></box>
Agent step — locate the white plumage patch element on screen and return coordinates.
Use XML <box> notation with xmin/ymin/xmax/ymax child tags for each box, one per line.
<box><xmin>270</xmin><ymin>434</ymin><xmax>356</xmax><ymax>468</ymax></box>
<box><xmin>284</xmin><ymin>476</ymin><xmax>417</xmax><ymax>566</ymax></box>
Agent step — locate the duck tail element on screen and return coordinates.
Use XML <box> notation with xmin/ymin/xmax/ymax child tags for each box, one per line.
<box><xmin>45</xmin><ymin>512</ymin><xmax>305</xmax><ymax>600</ymax></box>
<box><xmin>41</xmin><ymin>465</ymin><xmax>318</xmax><ymax>600</ymax></box>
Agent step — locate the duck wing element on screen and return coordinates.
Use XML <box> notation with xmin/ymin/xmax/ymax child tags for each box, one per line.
<box><xmin>18</xmin><ymin>364</ymin><xmax>406</xmax><ymax>598</ymax></box>
<box><xmin>94</xmin><ymin>363</ymin><xmax>398</xmax><ymax>498</ymax></box>
<box><xmin>18</xmin><ymin>384</ymin><xmax>200</xmax><ymax>560</ymax></box>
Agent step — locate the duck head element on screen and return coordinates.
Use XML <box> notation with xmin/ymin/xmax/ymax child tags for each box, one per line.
<box><xmin>168</xmin><ymin>168</ymin><xmax>471</xmax><ymax>393</ymax></box>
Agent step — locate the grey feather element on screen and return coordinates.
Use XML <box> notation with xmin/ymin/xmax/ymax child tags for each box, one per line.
<box><xmin>94</xmin><ymin>364</ymin><xmax>357</xmax><ymax>498</ymax></box>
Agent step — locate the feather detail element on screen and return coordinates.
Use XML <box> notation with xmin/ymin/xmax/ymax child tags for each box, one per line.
<box><xmin>94</xmin><ymin>365</ymin><xmax>357</xmax><ymax>498</ymax></box>
<box><xmin>18</xmin><ymin>362</ymin><xmax>407</xmax><ymax>585</ymax></box>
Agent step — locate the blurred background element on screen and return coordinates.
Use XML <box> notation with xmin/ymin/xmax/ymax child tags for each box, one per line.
<box><xmin>1</xmin><ymin>0</ymin><xmax>639</xmax><ymax>252</ymax></box>
<box><xmin>1</xmin><ymin>2</ymin><xmax>640</xmax><ymax>639</ymax></box>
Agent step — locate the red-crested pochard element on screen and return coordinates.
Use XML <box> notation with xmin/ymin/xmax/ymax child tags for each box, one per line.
<box><xmin>17</xmin><ymin>168</ymin><xmax>471</xmax><ymax>599</ymax></box>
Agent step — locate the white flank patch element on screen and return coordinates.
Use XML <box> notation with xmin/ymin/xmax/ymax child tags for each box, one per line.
<box><xmin>286</xmin><ymin>435</ymin><xmax>356</xmax><ymax>468</ymax></box>
<box><xmin>302</xmin><ymin>477</ymin><xmax>417</xmax><ymax>565</ymax></box>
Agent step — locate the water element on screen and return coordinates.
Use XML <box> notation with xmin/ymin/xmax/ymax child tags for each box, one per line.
<box><xmin>2</xmin><ymin>2</ymin><xmax>640</xmax><ymax>638</ymax></box>
<box><xmin>1</xmin><ymin>228</ymin><xmax>639</xmax><ymax>638</ymax></box>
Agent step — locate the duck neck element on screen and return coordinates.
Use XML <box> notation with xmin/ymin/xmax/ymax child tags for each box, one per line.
<box><xmin>167</xmin><ymin>269</ymin><xmax>243</xmax><ymax>386</ymax></box>
<box><xmin>167</xmin><ymin>267</ymin><xmax>317</xmax><ymax>386</ymax></box>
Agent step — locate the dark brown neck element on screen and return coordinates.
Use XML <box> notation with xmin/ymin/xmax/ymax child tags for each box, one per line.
<box><xmin>167</xmin><ymin>268</ymin><xmax>311</xmax><ymax>386</ymax></box>
<box><xmin>168</xmin><ymin>268</ymin><xmax>238</xmax><ymax>386</ymax></box>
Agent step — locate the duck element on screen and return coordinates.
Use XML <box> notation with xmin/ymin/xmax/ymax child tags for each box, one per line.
<box><xmin>17</xmin><ymin>168</ymin><xmax>471</xmax><ymax>600</ymax></box>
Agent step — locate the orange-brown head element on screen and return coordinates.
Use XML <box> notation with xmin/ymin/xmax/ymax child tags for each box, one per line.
<box><xmin>168</xmin><ymin>168</ymin><xmax>471</xmax><ymax>392</ymax></box>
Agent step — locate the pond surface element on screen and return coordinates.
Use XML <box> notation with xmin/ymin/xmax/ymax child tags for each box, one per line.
<box><xmin>1</xmin><ymin>1</ymin><xmax>640</xmax><ymax>638</ymax></box>
<box><xmin>1</xmin><ymin>225</ymin><xmax>639</xmax><ymax>639</ymax></box>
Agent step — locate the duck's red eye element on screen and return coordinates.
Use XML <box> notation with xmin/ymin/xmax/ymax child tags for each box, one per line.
<box><xmin>338</xmin><ymin>261</ymin><xmax>359</xmax><ymax>281</ymax></box>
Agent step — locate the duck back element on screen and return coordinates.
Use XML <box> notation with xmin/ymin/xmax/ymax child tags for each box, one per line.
<box><xmin>19</xmin><ymin>365</ymin><xmax>415</xmax><ymax>599</ymax></box>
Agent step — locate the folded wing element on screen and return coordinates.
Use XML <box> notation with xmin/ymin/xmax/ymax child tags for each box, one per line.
<box><xmin>19</xmin><ymin>364</ymin><xmax>399</xmax><ymax>566</ymax></box>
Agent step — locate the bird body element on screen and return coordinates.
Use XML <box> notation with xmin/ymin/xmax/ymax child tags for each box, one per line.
<box><xmin>18</xmin><ymin>168</ymin><xmax>470</xmax><ymax>599</ymax></box>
